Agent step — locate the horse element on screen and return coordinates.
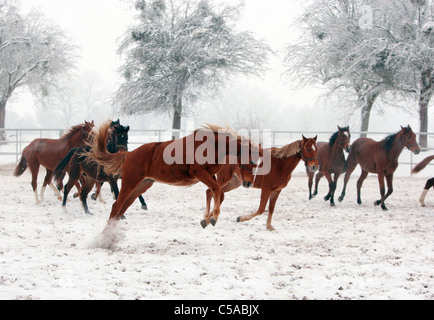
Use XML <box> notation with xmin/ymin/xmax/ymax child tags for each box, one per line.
<box><xmin>411</xmin><ymin>155</ymin><xmax>434</xmax><ymax>207</ymax></box>
<box><xmin>53</xmin><ymin>121</ymin><xmax>134</xmax><ymax>215</ymax></box>
<box><xmin>338</xmin><ymin>125</ymin><xmax>421</xmax><ymax>211</ymax></box>
<box><xmin>205</xmin><ymin>135</ymin><xmax>318</xmax><ymax>231</ymax></box>
<box><xmin>82</xmin><ymin>121</ymin><xmax>262</xmax><ymax>228</ymax></box>
<box><xmin>307</xmin><ymin>126</ymin><xmax>351</xmax><ymax>206</ymax></box>
<box><xmin>13</xmin><ymin>121</ymin><xmax>95</xmax><ymax>204</ymax></box>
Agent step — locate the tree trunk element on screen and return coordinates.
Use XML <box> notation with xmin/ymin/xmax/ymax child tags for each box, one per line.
<box><xmin>172</xmin><ymin>97</ymin><xmax>182</xmax><ymax>140</ymax></box>
<box><xmin>419</xmin><ymin>69</ymin><xmax>433</xmax><ymax>149</ymax></box>
<box><xmin>360</xmin><ymin>93</ymin><xmax>378</xmax><ymax>138</ymax></box>
<box><xmin>0</xmin><ymin>99</ymin><xmax>6</xmax><ymax>142</ymax></box>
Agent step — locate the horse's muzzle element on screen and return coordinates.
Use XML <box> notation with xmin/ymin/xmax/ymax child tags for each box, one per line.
<box><xmin>243</xmin><ymin>180</ymin><xmax>252</xmax><ymax>188</ymax></box>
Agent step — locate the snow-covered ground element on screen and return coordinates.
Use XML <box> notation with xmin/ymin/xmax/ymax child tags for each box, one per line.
<box><xmin>0</xmin><ymin>162</ymin><xmax>433</xmax><ymax>300</ymax></box>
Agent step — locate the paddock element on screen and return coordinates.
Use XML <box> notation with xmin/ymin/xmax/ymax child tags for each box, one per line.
<box><xmin>0</xmin><ymin>163</ymin><xmax>433</xmax><ymax>299</ymax></box>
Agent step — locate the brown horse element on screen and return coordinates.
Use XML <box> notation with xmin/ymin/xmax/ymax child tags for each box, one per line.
<box><xmin>53</xmin><ymin>121</ymin><xmax>130</xmax><ymax>215</ymax></box>
<box><xmin>205</xmin><ymin>135</ymin><xmax>318</xmax><ymax>231</ymax></box>
<box><xmin>411</xmin><ymin>155</ymin><xmax>434</xmax><ymax>207</ymax></box>
<box><xmin>14</xmin><ymin>121</ymin><xmax>95</xmax><ymax>204</ymax></box>
<box><xmin>83</xmin><ymin>121</ymin><xmax>261</xmax><ymax>227</ymax></box>
<box><xmin>338</xmin><ymin>125</ymin><xmax>421</xmax><ymax>210</ymax></box>
<box><xmin>308</xmin><ymin>126</ymin><xmax>351</xmax><ymax>206</ymax></box>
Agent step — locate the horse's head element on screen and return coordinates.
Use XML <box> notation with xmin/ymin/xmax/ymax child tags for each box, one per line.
<box><xmin>400</xmin><ymin>125</ymin><xmax>420</xmax><ymax>154</ymax></box>
<box><xmin>237</xmin><ymin>138</ymin><xmax>263</xmax><ymax>188</ymax></box>
<box><xmin>337</xmin><ymin>125</ymin><xmax>351</xmax><ymax>153</ymax></box>
<box><xmin>107</xmin><ymin>121</ymin><xmax>130</xmax><ymax>153</ymax></box>
<box><xmin>301</xmin><ymin>135</ymin><xmax>319</xmax><ymax>172</ymax></box>
<box><xmin>82</xmin><ymin>120</ymin><xmax>95</xmax><ymax>142</ymax></box>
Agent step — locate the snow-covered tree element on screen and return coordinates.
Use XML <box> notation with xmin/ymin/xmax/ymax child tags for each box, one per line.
<box><xmin>0</xmin><ymin>0</ymin><xmax>76</xmax><ymax>140</ymax></box>
<box><xmin>115</xmin><ymin>0</ymin><xmax>270</xmax><ymax>138</ymax></box>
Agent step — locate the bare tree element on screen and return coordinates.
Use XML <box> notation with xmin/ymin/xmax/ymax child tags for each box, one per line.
<box><xmin>115</xmin><ymin>0</ymin><xmax>270</xmax><ymax>138</ymax></box>
<box><xmin>0</xmin><ymin>0</ymin><xmax>76</xmax><ymax>140</ymax></box>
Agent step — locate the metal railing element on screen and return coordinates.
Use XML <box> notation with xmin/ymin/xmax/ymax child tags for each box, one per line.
<box><xmin>1</xmin><ymin>128</ymin><xmax>434</xmax><ymax>174</ymax></box>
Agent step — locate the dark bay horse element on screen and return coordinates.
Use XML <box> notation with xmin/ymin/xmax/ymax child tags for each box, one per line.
<box><xmin>83</xmin><ymin>121</ymin><xmax>261</xmax><ymax>228</ymax></box>
<box><xmin>53</xmin><ymin>121</ymin><xmax>134</xmax><ymax>215</ymax></box>
<box><xmin>308</xmin><ymin>126</ymin><xmax>351</xmax><ymax>206</ymax></box>
<box><xmin>338</xmin><ymin>126</ymin><xmax>421</xmax><ymax>210</ymax></box>
<box><xmin>205</xmin><ymin>135</ymin><xmax>318</xmax><ymax>231</ymax></box>
<box><xmin>13</xmin><ymin>121</ymin><xmax>95</xmax><ymax>204</ymax></box>
<box><xmin>411</xmin><ymin>155</ymin><xmax>434</xmax><ymax>207</ymax></box>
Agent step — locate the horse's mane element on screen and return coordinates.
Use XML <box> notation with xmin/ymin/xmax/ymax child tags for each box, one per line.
<box><xmin>381</xmin><ymin>133</ymin><xmax>398</xmax><ymax>152</ymax></box>
<box><xmin>199</xmin><ymin>123</ymin><xmax>242</xmax><ymax>139</ymax></box>
<box><xmin>61</xmin><ymin>123</ymin><xmax>84</xmax><ymax>139</ymax></box>
<box><xmin>271</xmin><ymin>140</ymin><xmax>300</xmax><ymax>159</ymax></box>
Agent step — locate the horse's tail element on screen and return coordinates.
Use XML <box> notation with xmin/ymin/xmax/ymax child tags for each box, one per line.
<box><xmin>412</xmin><ymin>155</ymin><xmax>434</xmax><ymax>174</ymax></box>
<box><xmin>82</xmin><ymin>120</ymin><xmax>128</xmax><ymax>176</ymax></box>
<box><xmin>53</xmin><ymin>147</ymin><xmax>78</xmax><ymax>185</ymax></box>
<box><xmin>14</xmin><ymin>155</ymin><xmax>28</xmax><ymax>177</ymax></box>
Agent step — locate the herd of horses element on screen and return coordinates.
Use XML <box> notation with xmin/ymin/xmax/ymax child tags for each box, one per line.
<box><xmin>12</xmin><ymin>119</ymin><xmax>432</xmax><ymax>233</ymax></box>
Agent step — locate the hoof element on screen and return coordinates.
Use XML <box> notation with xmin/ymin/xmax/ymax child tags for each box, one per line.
<box><xmin>236</xmin><ymin>216</ymin><xmax>241</xmax><ymax>222</ymax></box>
<box><xmin>141</xmin><ymin>205</ymin><xmax>148</xmax><ymax>210</ymax></box>
<box><xmin>338</xmin><ymin>196</ymin><xmax>344</xmax><ymax>202</ymax></box>
<box><xmin>121</xmin><ymin>215</ymin><xmax>126</xmax><ymax>220</ymax></box>
<box><xmin>374</xmin><ymin>200</ymin><xmax>381</xmax><ymax>206</ymax></box>
<box><xmin>324</xmin><ymin>195</ymin><xmax>330</xmax><ymax>201</ymax></box>
<box><xmin>210</xmin><ymin>218</ymin><xmax>217</xmax><ymax>227</ymax></box>
<box><xmin>200</xmin><ymin>219</ymin><xmax>208</xmax><ymax>229</ymax></box>
<box><xmin>85</xmin><ymin>212</ymin><xmax>94</xmax><ymax>216</ymax></box>
<box><xmin>91</xmin><ymin>194</ymin><xmax>97</xmax><ymax>201</ymax></box>
<box><xmin>330</xmin><ymin>202</ymin><xmax>335</xmax><ymax>207</ymax></box>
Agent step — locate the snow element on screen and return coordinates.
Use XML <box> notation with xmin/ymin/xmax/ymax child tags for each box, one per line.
<box><xmin>0</xmin><ymin>162</ymin><xmax>433</xmax><ymax>300</ymax></box>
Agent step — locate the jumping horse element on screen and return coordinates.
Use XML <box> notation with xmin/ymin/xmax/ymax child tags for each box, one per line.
<box><xmin>308</xmin><ymin>126</ymin><xmax>351</xmax><ymax>206</ymax></box>
<box><xmin>205</xmin><ymin>135</ymin><xmax>319</xmax><ymax>231</ymax></box>
<box><xmin>83</xmin><ymin>121</ymin><xmax>261</xmax><ymax>228</ymax></box>
<box><xmin>411</xmin><ymin>155</ymin><xmax>434</xmax><ymax>207</ymax></box>
<box><xmin>338</xmin><ymin>126</ymin><xmax>421</xmax><ymax>210</ymax></box>
<box><xmin>14</xmin><ymin>121</ymin><xmax>95</xmax><ymax>204</ymax></box>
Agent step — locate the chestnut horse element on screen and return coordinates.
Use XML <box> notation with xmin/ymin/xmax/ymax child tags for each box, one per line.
<box><xmin>411</xmin><ymin>155</ymin><xmax>434</xmax><ymax>207</ymax></box>
<box><xmin>53</xmin><ymin>121</ymin><xmax>133</xmax><ymax>215</ymax></box>
<box><xmin>83</xmin><ymin>121</ymin><xmax>261</xmax><ymax>227</ymax></box>
<box><xmin>308</xmin><ymin>126</ymin><xmax>351</xmax><ymax>206</ymax></box>
<box><xmin>205</xmin><ymin>135</ymin><xmax>318</xmax><ymax>231</ymax></box>
<box><xmin>14</xmin><ymin>121</ymin><xmax>94</xmax><ymax>204</ymax></box>
<box><xmin>338</xmin><ymin>126</ymin><xmax>421</xmax><ymax>210</ymax></box>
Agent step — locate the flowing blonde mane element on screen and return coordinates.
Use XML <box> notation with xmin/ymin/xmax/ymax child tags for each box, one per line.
<box><xmin>271</xmin><ymin>140</ymin><xmax>301</xmax><ymax>159</ymax></box>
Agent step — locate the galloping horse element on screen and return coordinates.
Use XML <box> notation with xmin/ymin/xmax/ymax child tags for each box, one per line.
<box><xmin>205</xmin><ymin>135</ymin><xmax>318</xmax><ymax>231</ymax></box>
<box><xmin>338</xmin><ymin>126</ymin><xmax>421</xmax><ymax>210</ymax></box>
<box><xmin>411</xmin><ymin>155</ymin><xmax>434</xmax><ymax>207</ymax></box>
<box><xmin>308</xmin><ymin>126</ymin><xmax>351</xmax><ymax>206</ymax></box>
<box><xmin>83</xmin><ymin>121</ymin><xmax>261</xmax><ymax>227</ymax></box>
<box><xmin>14</xmin><ymin>121</ymin><xmax>95</xmax><ymax>204</ymax></box>
<box><xmin>53</xmin><ymin>121</ymin><xmax>132</xmax><ymax>215</ymax></box>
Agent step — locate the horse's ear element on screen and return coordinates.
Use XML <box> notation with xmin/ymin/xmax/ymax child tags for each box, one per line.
<box><xmin>408</xmin><ymin>124</ymin><xmax>412</xmax><ymax>130</ymax></box>
<box><xmin>302</xmin><ymin>135</ymin><xmax>307</xmax><ymax>142</ymax></box>
<box><xmin>314</xmin><ymin>135</ymin><xmax>318</xmax><ymax>142</ymax></box>
<box><xmin>337</xmin><ymin>125</ymin><xmax>341</xmax><ymax>131</ymax></box>
<box><xmin>126</xmin><ymin>126</ymin><xmax>130</xmax><ymax>132</ymax></box>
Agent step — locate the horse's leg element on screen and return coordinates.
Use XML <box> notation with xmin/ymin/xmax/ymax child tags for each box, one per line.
<box><xmin>138</xmin><ymin>195</ymin><xmax>147</xmax><ymax>210</ymax></box>
<box><xmin>307</xmin><ymin>170</ymin><xmax>314</xmax><ymax>199</ymax></box>
<box><xmin>194</xmin><ymin>172</ymin><xmax>223</xmax><ymax>227</ymax></box>
<box><xmin>373</xmin><ymin>172</ymin><xmax>387</xmax><ymax>210</ymax></box>
<box><xmin>420</xmin><ymin>178</ymin><xmax>434</xmax><ymax>207</ymax></box>
<box><xmin>266</xmin><ymin>190</ymin><xmax>282</xmax><ymax>231</ymax></box>
<box><xmin>28</xmin><ymin>161</ymin><xmax>40</xmax><ymax>205</ymax></box>
<box><xmin>330</xmin><ymin>172</ymin><xmax>341</xmax><ymax>206</ymax></box>
<box><xmin>237</xmin><ymin>188</ymin><xmax>271</xmax><ymax>225</ymax></box>
<box><xmin>80</xmin><ymin>179</ymin><xmax>96</xmax><ymax>215</ymax></box>
<box><xmin>356</xmin><ymin>170</ymin><xmax>369</xmax><ymax>205</ymax></box>
<box><xmin>313</xmin><ymin>171</ymin><xmax>323</xmax><ymax>197</ymax></box>
<box><xmin>42</xmin><ymin>170</ymin><xmax>62</xmax><ymax>201</ymax></box>
<box><xmin>110</xmin><ymin>179</ymin><xmax>154</xmax><ymax>220</ymax></box>
<box><xmin>338</xmin><ymin>154</ymin><xmax>358</xmax><ymax>202</ymax></box>
<box><xmin>375</xmin><ymin>174</ymin><xmax>392</xmax><ymax>210</ymax></box>
<box><xmin>323</xmin><ymin>171</ymin><xmax>333</xmax><ymax>203</ymax></box>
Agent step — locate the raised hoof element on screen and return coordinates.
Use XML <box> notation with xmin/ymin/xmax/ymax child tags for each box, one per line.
<box><xmin>210</xmin><ymin>218</ymin><xmax>217</xmax><ymax>227</ymax></box>
<box><xmin>121</xmin><ymin>215</ymin><xmax>127</xmax><ymax>220</ymax></box>
<box><xmin>141</xmin><ymin>205</ymin><xmax>148</xmax><ymax>211</ymax></box>
<box><xmin>91</xmin><ymin>193</ymin><xmax>97</xmax><ymax>201</ymax></box>
<box><xmin>374</xmin><ymin>200</ymin><xmax>381</xmax><ymax>206</ymax></box>
<box><xmin>200</xmin><ymin>219</ymin><xmax>208</xmax><ymax>229</ymax></box>
<box><xmin>236</xmin><ymin>216</ymin><xmax>241</xmax><ymax>222</ymax></box>
<box><xmin>324</xmin><ymin>195</ymin><xmax>330</xmax><ymax>201</ymax></box>
<box><xmin>338</xmin><ymin>196</ymin><xmax>344</xmax><ymax>203</ymax></box>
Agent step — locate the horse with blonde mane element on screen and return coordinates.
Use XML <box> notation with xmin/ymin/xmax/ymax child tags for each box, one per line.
<box><xmin>83</xmin><ymin>121</ymin><xmax>262</xmax><ymax>228</ymax></box>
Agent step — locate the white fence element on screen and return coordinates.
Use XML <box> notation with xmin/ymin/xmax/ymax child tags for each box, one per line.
<box><xmin>1</xmin><ymin>128</ymin><xmax>434</xmax><ymax>176</ymax></box>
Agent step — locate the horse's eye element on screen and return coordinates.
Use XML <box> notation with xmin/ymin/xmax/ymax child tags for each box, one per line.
<box><xmin>307</xmin><ymin>149</ymin><xmax>311</xmax><ymax>152</ymax></box>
